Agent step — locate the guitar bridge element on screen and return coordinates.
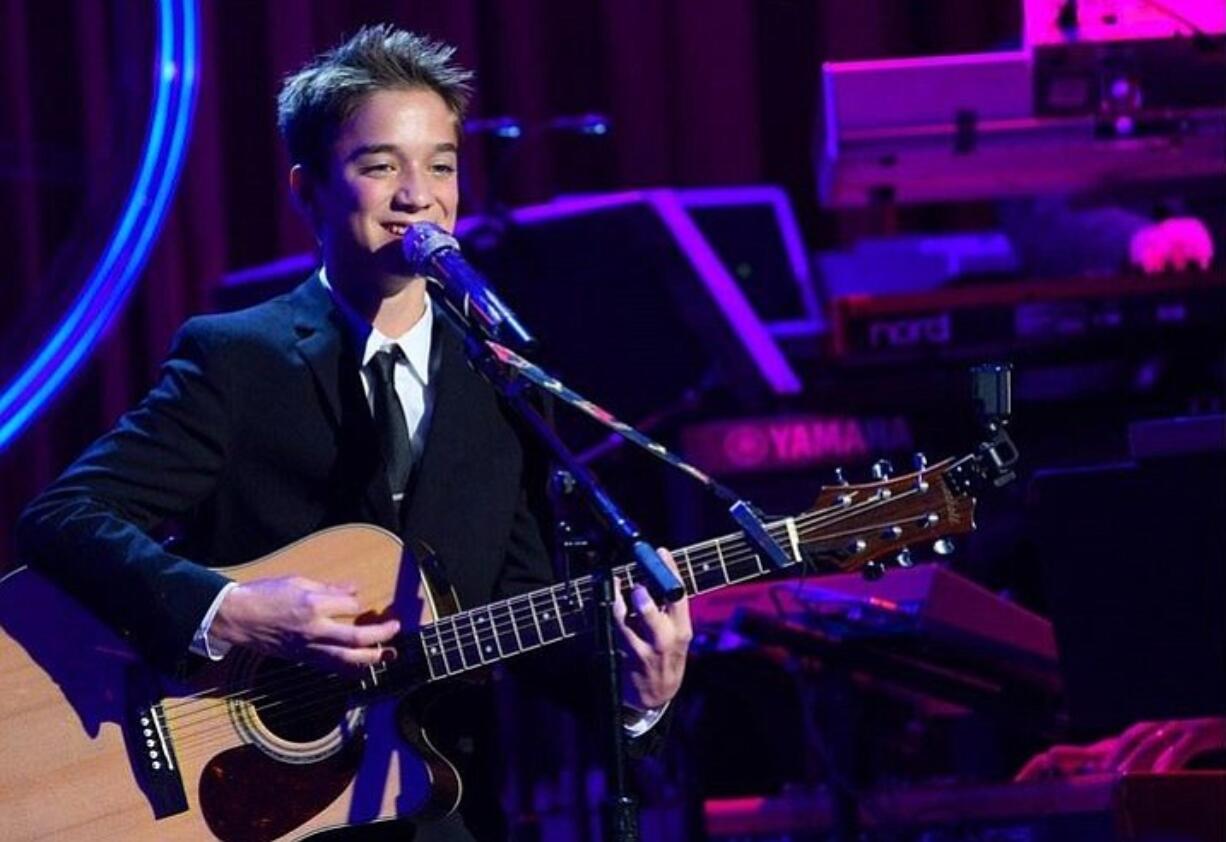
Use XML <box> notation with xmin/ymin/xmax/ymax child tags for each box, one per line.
<box><xmin>126</xmin><ymin>674</ymin><xmax>188</xmax><ymax>818</ymax></box>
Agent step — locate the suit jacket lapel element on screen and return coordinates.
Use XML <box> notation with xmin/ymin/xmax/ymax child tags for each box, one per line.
<box><xmin>290</xmin><ymin>276</ymin><xmax>345</xmax><ymax>427</ymax></box>
<box><xmin>288</xmin><ymin>275</ymin><xmax>398</xmax><ymax>532</ymax></box>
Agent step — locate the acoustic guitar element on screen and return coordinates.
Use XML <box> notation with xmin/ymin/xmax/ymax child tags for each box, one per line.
<box><xmin>0</xmin><ymin>452</ymin><xmax>990</xmax><ymax>840</ymax></box>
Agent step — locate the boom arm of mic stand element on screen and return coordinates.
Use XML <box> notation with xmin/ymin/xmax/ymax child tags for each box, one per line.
<box><xmin>433</xmin><ymin>303</ymin><xmax>684</xmax><ymax>603</ymax></box>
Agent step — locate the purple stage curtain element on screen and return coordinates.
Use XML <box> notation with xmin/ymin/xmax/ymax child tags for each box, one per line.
<box><xmin>0</xmin><ymin>0</ymin><xmax>1016</xmax><ymax>565</ymax></box>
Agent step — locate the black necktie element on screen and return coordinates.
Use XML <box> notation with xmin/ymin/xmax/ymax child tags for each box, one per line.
<box><xmin>368</xmin><ymin>346</ymin><xmax>413</xmax><ymax>519</ymax></box>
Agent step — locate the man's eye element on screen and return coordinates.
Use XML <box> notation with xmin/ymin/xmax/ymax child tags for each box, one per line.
<box><xmin>432</xmin><ymin>162</ymin><xmax>457</xmax><ymax>175</ymax></box>
<box><xmin>362</xmin><ymin>163</ymin><xmax>395</xmax><ymax>175</ymax></box>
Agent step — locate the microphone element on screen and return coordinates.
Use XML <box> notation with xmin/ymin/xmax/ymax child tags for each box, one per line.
<box><xmin>402</xmin><ymin>222</ymin><xmax>536</xmax><ymax>352</ymax></box>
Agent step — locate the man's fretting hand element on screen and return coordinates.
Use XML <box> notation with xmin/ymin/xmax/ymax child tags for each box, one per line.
<box><xmin>210</xmin><ymin>576</ymin><xmax>400</xmax><ymax>671</ymax></box>
<box><xmin>613</xmin><ymin>549</ymin><xmax>693</xmax><ymax>711</ymax></box>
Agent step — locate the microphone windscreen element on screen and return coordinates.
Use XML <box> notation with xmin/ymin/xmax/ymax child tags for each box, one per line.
<box><xmin>402</xmin><ymin>222</ymin><xmax>459</xmax><ymax>275</ymax></box>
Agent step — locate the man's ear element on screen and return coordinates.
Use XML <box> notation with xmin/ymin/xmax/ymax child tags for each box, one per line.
<box><xmin>289</xmin><ymin>163</ymin><xmax>311</xmax><ymax>212</ymax></box>
<box><xmin>289</xmin><ymin>164</ymin><xmax>319</xmax><ymax>231</ymax></box>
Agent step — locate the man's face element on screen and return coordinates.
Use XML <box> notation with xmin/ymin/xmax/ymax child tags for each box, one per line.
<box><xmin>303</xmin><ymin>87</ymin><xmax>460</xmax><ymax>289</ymax></box>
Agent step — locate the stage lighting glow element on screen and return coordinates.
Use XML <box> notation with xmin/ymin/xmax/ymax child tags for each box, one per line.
<box><xmin>0</xmin><ymin>0</ymin><xmax>200</xmax><ymax>452</ymax></box>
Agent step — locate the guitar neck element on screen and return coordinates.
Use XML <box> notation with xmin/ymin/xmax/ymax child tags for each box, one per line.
<box><xmin>412</xmin><ymin>518</ymin><xmax>803</xmax><ymax>683</ymax></box>
<box><xmin>401</xmin><ymin>453</ymin><xmax>978</xmax><ymax>686</ymax></box>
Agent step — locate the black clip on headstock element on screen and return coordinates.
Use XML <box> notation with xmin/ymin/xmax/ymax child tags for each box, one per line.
<box><xmin>947</xmin><ymin>364</ymin><xmax>1020</xmax><ymax>495</ymax></box>
<box><xmin>971</xmin><ymin>363</ymin><xmax>1019</xmax><ymax>489</ymax></box>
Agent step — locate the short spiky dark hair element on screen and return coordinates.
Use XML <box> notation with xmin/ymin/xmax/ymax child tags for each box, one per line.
<box><xmin>277</xmin><ymin>25</ymin><xmax>474</xmax><ymax>177</ymax></box>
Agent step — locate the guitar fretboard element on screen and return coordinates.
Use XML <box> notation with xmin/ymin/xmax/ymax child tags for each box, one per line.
<box><xmin>396</xmin><ymin>458</ymin><xmax>969</xmax><ymax>687</ymax></box>
<box><xmin>414</xmin><ymin>518</ymin><xmax>802</xmax><ymax>681</ymax></box>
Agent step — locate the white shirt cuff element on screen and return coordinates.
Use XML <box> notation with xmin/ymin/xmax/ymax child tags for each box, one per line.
<box><xmin>622</xmin><ymin>701</ymin><xmax>669</xmax><ymax>738</ymax></box>
<box><xmin>190</xmin><ymin>581</ymin><xmax>238</xmax><ymax>661</ymax></box>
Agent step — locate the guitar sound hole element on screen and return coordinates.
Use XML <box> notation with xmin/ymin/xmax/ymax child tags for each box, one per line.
<box><xmin>250</xmin><ymin>660</ymin><xmax>353</xmax><ymax>744</ymax></box>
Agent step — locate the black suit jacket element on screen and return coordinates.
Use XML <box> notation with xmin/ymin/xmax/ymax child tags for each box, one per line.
<box><xmin>17</xmin><ymin>275</ymin><xmax>554</xmax><ymax>671</ymax></box>
<box><xmin>17</xmin><ymin>275</ymin><xmax>668</xmax><ymax>840</ymax></box>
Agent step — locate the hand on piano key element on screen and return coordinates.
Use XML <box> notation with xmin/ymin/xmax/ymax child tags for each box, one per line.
<box><xmin>1016</xmin><ymin>717</ymin><xmax>1226</xmax><ymax>780</ymax></box>
<box><xmin>1130</xmin><ymin>217</ymin><xmax>1215</xmax><ymax>273</ymax></box>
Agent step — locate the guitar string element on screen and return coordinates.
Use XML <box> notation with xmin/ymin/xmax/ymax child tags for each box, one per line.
<box><xmin>161</xmin><ymin>481</ymin><xmax>944</xmax><ymax>743</ymax></box>
<box><xmin>161</xmin><ymin>481</ymin><xmax>923</xmax><ymax>719</ymax></box>
<box><xmin>164</xmin><ymin>502</ymin><xmax>943</xmax><ymax>750</ymax></box>
<box><xmin>167</xmin><ymin>509</ymin><xmax>916</xmax><ymax>756</ymax></box>
<box><xmin>162</xmin><ymin>480</ymin><xmax>942</xmax><ymax>747</ymax></box>
<box><xmin>167</xmin><ymin>516</ymin><xmax>937</xmax><ymax>753</ymax></box>
<box><xmin>163</xmin><ymin>457</ymin><xmax>971</xmax><ymax>739</ymax></box>
<box><xmin>167</xmin><ymin>532</ymin><xmax>788</xmax><ymax>754</ymax></box>
<box><xmin>160</xmin><ymin>503</ymin><xmax>806</xmax><ymax>716</ymax></box>
<box><xmin>357</xmin><ymin>481</ymin><xmax>938</xmax><ymax>669</ymax></box>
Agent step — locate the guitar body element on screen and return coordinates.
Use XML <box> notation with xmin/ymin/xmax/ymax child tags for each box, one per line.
<box><xmin>0</xmin><ymin>524</ymin><xmax>462</xmax><ymax>842</ymax></box>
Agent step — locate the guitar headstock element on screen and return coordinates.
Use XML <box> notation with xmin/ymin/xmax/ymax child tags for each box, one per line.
<box><xmin>797</xmin><ymin>455</ymin><xmax>978</xmax><ymax>577</ymax></box>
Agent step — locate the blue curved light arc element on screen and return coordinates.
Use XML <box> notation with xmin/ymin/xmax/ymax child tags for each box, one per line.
<box><xmin>0</xmin><ymin>4</ymin><xmax>176</xmax><ymax>418</ymax></box>
<box><xmin>8</xmin><ymin>8</ymin><xmax>175</xmax><ymax>405</ymax></box>
<box><xmin>0</xmin><ymin>0</ymin><xmax>199</xmax><ymax>449</ymax></box>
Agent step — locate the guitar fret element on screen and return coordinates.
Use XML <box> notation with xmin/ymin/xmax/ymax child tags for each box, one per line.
<box><xmin>420</xmin><ymin>625</ymin><xmax>447</xmax><ymax>679</ymax></box>
<box><xmin>489</xmin><ymin>602</ymin><xmax>521</xmax><ymax>657</ymax></box>
<box><xmin>715</xmin><ymin>539</ymin><xmax>730</xmax><ymax>584</ymax></box>
<box><xmin>554</xmin><ymin>590</ymin><xmax>576</xmax><ymax>637</ymax></box>
<box><xmin>517</xmin><ymin>598</ymin><xmax>543</xmax><ymax>649</ymax></box>
<box><xmin>679</xmin><ymin>547</ymin><xmax>699</xmax><ymax>595</ymax></box>
<box><xmin>549</xmin><ymin>588</ymin><xmax>570</xmax><ymax>637</ymax></box>
<box><xmin>728</xmin><ymin>541</ymin><xmax>758</xmax><ymax>583</ymax></box>
<box><xmin>483</xmin><ymin>606</ymin><xmax>503</xmax><ymax>659</ymax></box>
<box><xmin>469</xmin><ymin>612</ymin><xmax>496</xmax><ymax>664</ymax></box>
<box><xmin>451</xmin><ymin>618</ymin><xmax>471</xmax><ymax>670</ymax></box>
<box><xmin>460</xmin><ymin>614</ymin><xmax>484</xmax><ymax>667</ymax></box>
<box><xmin>692</xmin><ymin>548</ymin><xmax>726</xmax><ymax>593</ymax></box>
<box><xmin>686</xmin><ymin>548</ymin><xmax>704</xmax><ymax>591</ymax></box>
<box><xmin>536</xmin><ymin>590</ymin><xmax>564</xmax><ymax>641</ymax></box>
<box><xmin>439</xmin><ymin>619</ymin><xmax>466</xmax><ymax>674</ymax></box>
<box><xmin>466</xmin><ymin>614</ymin><xmax>484</xmax><ymax>664</ymax></box>
<box><xmin>561</xmin><ymin>583</ymin><xmax>586</xmax><ymax>637</ymax></box>
<box><xmin>418</xmin><ymin>634</ymin><xmax>438</xmax><ymax>680</ymax></box>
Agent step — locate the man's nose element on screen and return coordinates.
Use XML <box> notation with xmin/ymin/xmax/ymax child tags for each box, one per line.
<box><xmin>393</xmin><ymin>169</ymin><xmax>431</xmax><ymax>211</ymax></box>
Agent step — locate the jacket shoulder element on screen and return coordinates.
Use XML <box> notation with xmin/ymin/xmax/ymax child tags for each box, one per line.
<box><xmin>173</xmin><ymin>282</ymin><xmax>312</xmax><ymax>357</ymax></box>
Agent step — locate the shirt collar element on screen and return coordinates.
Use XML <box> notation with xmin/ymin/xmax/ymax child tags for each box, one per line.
<box><xmin>318</xmin><ymin>267</ymin><xmax>433</xmax><ymax>385</ymax></box>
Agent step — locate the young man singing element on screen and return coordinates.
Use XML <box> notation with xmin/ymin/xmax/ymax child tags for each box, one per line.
<box><xmin>18</xmin><ymin>25</ymin><xmax>689</xmax><ymax>841</ymax></box>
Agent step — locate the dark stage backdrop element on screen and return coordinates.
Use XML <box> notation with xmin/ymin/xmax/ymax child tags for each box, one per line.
<box><xmin>0</xmin><ymin>0</ymin><xmax>1018</xmax><ymax>567</ymax></box>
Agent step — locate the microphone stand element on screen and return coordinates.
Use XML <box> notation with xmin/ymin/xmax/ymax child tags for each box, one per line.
<box><xmin>430</xmin><ymin>303</ymin><xmax>683</xmax><ymax>842</ymax></box>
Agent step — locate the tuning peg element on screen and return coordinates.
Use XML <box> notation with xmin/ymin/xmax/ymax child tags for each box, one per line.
<box><xmin>881</xmin><ymin>525</ymin><xmax>903</xmax><ymax>540</ymax></box>
<box><xmin>846</xmin><ymin>538</ymin><xmax>868</xmax><ymax>554</ymax></box>
<box><xmin>862</xmin><ymin>560</ymin><xmax>886</xmax><ymax>581</ymax></box>
<box><xmin>833</xmin><ymin>467</ymin><xmax>849</xmax><ymax>486</ymax></box>
<box><xmin>894</xmin><ymin>548</ymin><xmax>914</xmax><ymax>567</ymax></box>
<box><xmin>871</xmin><ymin>459</ymin><xmax>894</xmax><ymax>481</ymax></box>
<box><xmin>933</xmin><ymin>538</ymin><xmax>955</xmax><ymax>556</ymax></box>
<box><xmin>917</xmin><ymin>513</ymin><xmax>939</xmax><ymax>529</ymax></box>
<box><xmin>912</xmin><ymin>452</ymin><xmax>929</xmax><ymax>471</ymax></box>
